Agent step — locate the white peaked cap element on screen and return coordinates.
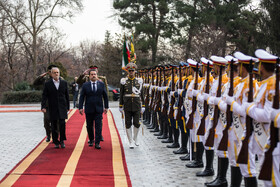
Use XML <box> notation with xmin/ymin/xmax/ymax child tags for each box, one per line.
<box><xmin>233</xmin><ymin>51</ymin><xmax>258</xmax><ymax>62</ymax></box>
<box><xmin>210</xmin><ymin>56</ymin><xmax>228</xmax><ymax>66</ymax></box>
<box><xmin>200</xmin><ymin>57</ymin><xmax>213</xmax><ymax>66</ymax></box>
<box><xmin>187</xmin><ymin>59</ymin><xmax>199</xmax><ymax>68</ymax></box>
<box><xmin>255</xmin><ymin>49</ymin><xmax>278</xmax><ymax>60</ymax></box>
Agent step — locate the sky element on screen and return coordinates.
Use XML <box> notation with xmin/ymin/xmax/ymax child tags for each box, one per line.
<box><xmin>58</xmin><ymin>0</ymin><xmax>260</xmax><ymax>47</ymax></box>
<box><xmin>58</xmin><ymin>0</ymin><xmax>122</xmax><ymax>47</ymax></box>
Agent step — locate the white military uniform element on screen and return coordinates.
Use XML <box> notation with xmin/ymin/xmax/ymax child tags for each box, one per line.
<box><xmin>227</xmin><ymin>52</ymin><xmax>259</xmax><ymax>178</ymax></box>
<box><xmin>245</xmin><ymin>49</ymin><xmax>280</xmax><ymax>186</ymax></box>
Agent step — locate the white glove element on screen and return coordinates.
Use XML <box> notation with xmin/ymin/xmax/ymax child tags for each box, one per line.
<box><xmin>178</xmin><ymin>89</ymin><xmax>183</xmax><ymax>95</ymax></box>
<box><xmin>187</xmin><ymin>89</ymin><xmax>193</xmax><ymax>97</ymax></box>
<box><xmin>214</xmin><ymin>97</ymin><xmax>221</xmax><ymax>105</ymax></box>
<box><xmin>141</xmin><ymin>107</ymin><xmax>145</xmax><ymax>114</ymax></box>
<box><xmin>271</xmin><ymin>109</ymin><xmax>280</xmax><ymax>121</ymax></box>
<box><xmin>174</xmin><ymin>109</ymin><xmax>178</xmax><ymax>118</ymax></box>
<box><xmin>203</xmin><ymin>93</ymin><xmax>210</xmax><ymax>101</ymax></box>
<box><xmin>119</xmin><ymin>107</ymin><xmax>123</xmax><ymax>113</ymax></box>
<box><xmin>226</xmin><ymin>96</ymin><xmax>234</xmax><ymax>105</ymax></box>
<box><xmin>192</xmin><ymin>89</ymin><xmax>199</xmax><ymax>97</ymax></box>
<box><xmin>170</xmin><ymin>91</ymin><xmax>175</xmax><ymax>96</ymax></box>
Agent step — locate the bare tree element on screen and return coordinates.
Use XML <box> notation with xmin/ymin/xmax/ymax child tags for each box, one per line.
<box><xmin>0</xmin><ymin>0</ymin><xmax>83</xmax><ymax>78</ymax></box>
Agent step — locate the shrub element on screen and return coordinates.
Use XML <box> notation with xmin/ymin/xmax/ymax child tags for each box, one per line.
<box><xmin>1</xmin><ymin>90</ymin><xmax>42</xmax><ymax>104</ymax></box>
<box><xmin>14</xmin><ymin>81</ymin><xmax>31</xmax><ymax>91</ymax></box>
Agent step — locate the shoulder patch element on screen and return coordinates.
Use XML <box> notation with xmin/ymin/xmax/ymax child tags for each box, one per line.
<box><xmin>120</xmin><ymin>77</ymin><xmax>128</xmax><ymax>85</ymax></box>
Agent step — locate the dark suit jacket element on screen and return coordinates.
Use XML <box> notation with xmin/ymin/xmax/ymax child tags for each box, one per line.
<box><xmin>79</xmin><ymin>80</ymin><xmax>109</xmax><ymax>114</ymax></box>
<box><xmin>41</xmin><ymin>78</ymin><xmax>70</xmax><ymax>120</ymax></box>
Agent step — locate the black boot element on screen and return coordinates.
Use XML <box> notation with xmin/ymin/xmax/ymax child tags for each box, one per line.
<box><xmin>180</xmin><ymin>141</ymin><xmax>195</xmax><ymax>161</ymax></box>
<box><xmin>154</xmin><ymin>116</ymin><xmax>163</xmax><ymax>136</ymax></box>
<box><xmin>173</xmin><ymin>131</ymin><xmax>188</xmax><ymax>154</ymax></box>
<box><xmin>157</xmin><ymin>133</ymin><xmax>168</xmax><ymax>139</ymax></box>
<box><xmin>205</xmin><ymin>154</ymin><xmax>220</xmax><ymax>186</ymax></box>
<box><xmin>196</xmin><ymin>150</ymin><xmax>214</xmax><ymax>176</ymax></box>
<box><xmin>244</xmin><ymin>177</ymin><xmax>257</xmax><ymax>187</ymax></box>
<box><xmin>230</xmin><ymin>166</ymin><xmax>242</xmax><ymax>187</ymax></box>
<box><xmin>186</xmin><ymin>142</ymin><xmax>204</xmax><ymax>168</ymax></box>
<box><xmin>207</xmin><ymin>157</ymin><xmax>228</xmax><ymax>187</ymax></box>
<box><xmin>162</xmin><ymin>125</ymin><xmax>173</xmax><ymax>143</ymax></box>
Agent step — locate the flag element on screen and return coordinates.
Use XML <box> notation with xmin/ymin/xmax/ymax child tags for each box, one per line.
<box><xmin>130</xmin><ymin>34</ymin><xmax>136</xmax><ymax>63</ymax></box>
<box><xmin>122</xmin><ymin>37</ymin><xmax>130</xmax><ymax>71</ymax></box>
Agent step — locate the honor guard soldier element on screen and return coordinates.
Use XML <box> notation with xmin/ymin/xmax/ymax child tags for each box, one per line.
<box><xmin>203</xmin><ymin>56</ymin><xmax>229</xmax><ymax>187</ymax></box>
<box><xmin>119</xmin><ymin>62</ymin><xmax>145</xmax><ymax>149</ymax></box>
<box><xmin>184</xmin><ymin>59</ymin><xmax>202</xmax><ymax>166</ymax></box>
<box><xmin>226</xmin><ymin>51</ymin><xmax>259</xmax><ymax>186</ymax></box>
<box><xmin>215</xmin><ymin>55</ymin><xmax>242</xmax><ymax>187</ymax></box>
<box><xmin>244</xmin><ymin>49</ymin><xmax>279</xmax><ymax>187</ymax></box>
<box><xmin>173</xmin><ymin>62</ymin><xmax>189</xmax><ymax>155</ymax></box>
<box><xmin>193</xmin><ymin>57</ymin><xmax>215</xmax><ymax>176</ymax></box>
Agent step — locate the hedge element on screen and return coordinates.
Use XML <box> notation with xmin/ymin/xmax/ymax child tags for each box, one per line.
<box><xmin>1</xmin><ymin>90</ymin><xmax>42</xmax><ymax>104</ymax></box>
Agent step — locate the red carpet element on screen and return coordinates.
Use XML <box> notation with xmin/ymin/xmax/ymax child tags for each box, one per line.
<box><xmin>0</xmin><ymin>109</ymin><xmax>131</xmax><ymax>187</ymax></box>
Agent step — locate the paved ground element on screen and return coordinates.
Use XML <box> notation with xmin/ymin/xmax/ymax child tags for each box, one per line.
<box><xmin>0</xmin><ymin>102</ymin><xmax>264</xmax><ymax>186</ymax></box>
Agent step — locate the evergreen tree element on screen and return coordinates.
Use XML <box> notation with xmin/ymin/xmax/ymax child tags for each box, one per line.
<box><xmin>260</xmin><ymin>0</ymin><xmax>280</xmax><ymax>54</ymax></box>
<box><xmin>113</xmin><ymin>0</ymin><xmax>176</xmax><ymax>65</ymax></box>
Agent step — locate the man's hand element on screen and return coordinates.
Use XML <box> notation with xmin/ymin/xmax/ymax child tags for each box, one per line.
<box><xmin>79</xmin><ymin>109</ymin><xmax>84</xmax><ymax>115</ymax></box>
<box><xmin>104</xmin><ymin>108</ymin><xmax>108</xmax><ymax>114</ymax></box>
<box><xmin>41</xmin><ymin>108</ymin><xmax>46</xmax><ymax>113</ymax></box>
<box><xmin>83</xmin><ymin>69</ymin><xmax>90</xmax><ymax>75</ymax></box>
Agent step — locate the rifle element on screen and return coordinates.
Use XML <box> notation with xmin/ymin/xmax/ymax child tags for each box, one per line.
<box><xmin>168</xmin><ymin>66</ymin><xmax>176</xmax><ymax>118</ymax></box>
<box><xmin>144</xmin><ymin>69</ymin><xmax>150</xmax><ymax>106</ymax></box>
<box><xmin>237</xmin><ymin>59</ymin><xmax>254</xmax><ymax>164</ymax></box>
<box><xmin>197</xmin><ymin>62</ymin><xmax>210</xmax><ymax>135</ymax></box>
<box><xmin>205</xmin><ymin>64</ymin><xmax>223</xmax><ymax>147</ymax></box>
<box><xmin>176</xmin><ymin>65</ymin><xmax>183</xmax><ymax>121</ymax></box>
<box><xmin>186</xmin><ymin>63</ymin><xmax>199</xmax><ymax>129</ymax></box>
<box><xmin>149</xmin><ymin>68</ymin><xmax>155</xmax><ymax>109</ymax></box>
<box><xmin>258</xmin><ymin>58</ymin><xmax>280</xmax><ymax>180</ymax></box>
<box><xmin>152</xmin><ymin>67</ymin><xmax>159</xmax><ymax>111</ymax></box>
<box><xmin>155</xmin><ymin>67</ymin><xmax>162</xmax><ymax>112</ymax></box>
<box><xmin>218</xmin><ymin>59</ymin><xmax>234</xmax><ymax>150</ymax></box>
<box><xmin>162</xmin><ymin>67</ymin><xmax>169</xmax><ymax>115</ymax></box>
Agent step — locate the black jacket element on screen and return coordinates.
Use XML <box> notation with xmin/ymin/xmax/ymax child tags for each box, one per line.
<box><xmin>41</xmin><ymin>78</ymin><xmax>70</xmax><ymax>120</ymax></box>
<box><xmin>79</xmin><ymin>80</ymin><xmax>109</xmax><ymax>114</ymax></box>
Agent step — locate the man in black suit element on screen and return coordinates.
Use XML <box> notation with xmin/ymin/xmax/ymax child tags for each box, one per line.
<box><xmin>41</xmin><ymin>67</ymin><xmax>70</xmax><ymax>148</ymax></box>
<box><xmin>79</xmin><ymin>69</ymin><xmax>109</xmax><ymax>149</ymax></box>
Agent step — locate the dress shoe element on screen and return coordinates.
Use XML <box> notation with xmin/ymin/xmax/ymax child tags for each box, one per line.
<box><xmin>60</xmin><ymin>141</ymin><xmax>65</xmax><ymax>148</ymax></box>
<box><xmin>46</xmin><ymin>136</ymin><xmax>51</xmax><ymax>142</ymax></box>
<box><xmin>101</xmin><ymin>136</ymin><xmax>104</xmax><ymax>141</ymax></box>
<box><xmin>54</xmin><ymin>144</ymin><xmax>59</xmax><ymax>149</ymax></box>
<box><xmin>89</xmin><ymin>140</ymin><xmax>93</xmax><ymax>147</ymax></box>
<box><xmin>173</xmin><ymin>147</ymin><xmax>188</xmax><ymax>154</ymax></box>
<box><xmin>161</xmin><ymin>138</ymin><xmax>173</xmax><ymax>143</ymax></box>
<box><xmin>185</xmin><ymin>160</ymin><xmax>203</xmax><ymax>168</ymax></box>
<box><xmin>179</xmin><ymin>153</ymin><xmax>196</xmax><ymax>161</ymax></box>
<box><xmin>157</xmin><ymin>134</ymin><xmax>168</xmax><ymax>139</ymax></box>
<box><xmin>95</xmin><ymin>143</ymin><xmax>101</xmax><ymax>149</ymax></box>
<box><xmin>166</xmin><ymin>142</ymin><xmax>180</xmax><ymax>148</ymax></box>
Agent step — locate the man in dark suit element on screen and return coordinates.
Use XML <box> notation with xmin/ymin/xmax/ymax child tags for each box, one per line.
<box><xmin>79</xmin><ymin>69</ymin><xmax>109</xmax><ymax>149</ymax></box>
<box><xmin>41</xmin><ymin>67</ymin><xmax>70</xmax><ymax>148</ymax></box>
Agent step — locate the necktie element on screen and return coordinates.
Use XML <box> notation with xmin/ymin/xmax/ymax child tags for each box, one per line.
<box><xmin>92</xmin><ymin>82</ymin><xmax>96</xmax><ymax>92</ymax></box>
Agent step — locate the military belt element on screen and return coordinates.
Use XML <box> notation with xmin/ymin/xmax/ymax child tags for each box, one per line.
<box><xmin>124</xmin><ymin>94</ymin><xmax>140</xmax><ymax>97</ymax></box>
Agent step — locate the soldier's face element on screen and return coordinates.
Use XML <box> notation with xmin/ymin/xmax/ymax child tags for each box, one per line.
<box><xmin>89</xmin><ymin>71</ymin><xmax>97</xmax><ymax>81</ymax></box>
<box><xmin>128</xmin><ymin>69</ymin><xmax>135</xmax><ymax>77</ymax></box>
